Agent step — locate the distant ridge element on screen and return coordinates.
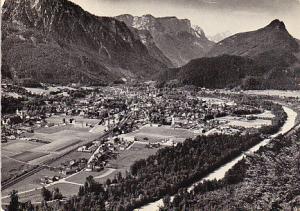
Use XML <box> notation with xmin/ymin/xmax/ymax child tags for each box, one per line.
<box><xmin>116</xmin><ymin>14</ymin><xmax>214</xmax><ymax>67</ymax></box>
<box><xmin>160</xmin><ymin>19</ymin><xmax>300</xmax><ymax>90</ymax></box>
<box><xmin>207</xmin><ymin>19</ymin><xmax>299</xmax><ymax>58</ymax></box>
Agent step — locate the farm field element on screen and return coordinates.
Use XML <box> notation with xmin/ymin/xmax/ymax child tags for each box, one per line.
<box><xmin>1</xmin><ymin>117</ymin><xmax>106</xmax><ymax>204</ymax></box>
<box><xmin>2</xmin><ymin>182</ymin><xmax>80</xmax><ymax>204</ymax></box>
<box><xmin>66</xmin><ymin>169</ymin><xmax>113</xmax><ymax>184</ymax></box>
<box><xmin>2</xmin><ymin>168</ymin><xmax>111</xmax><ymax>204</ymax></box>
<box><xmin>1</xmin><ymin>168</ymin><xmax>59</xmax><ymax>198</ymax></box>
<box><xmin>35</xmin><ymin>125</ymin><xmax>89</xmax><ymax>134</ymax></box>
<box><xmin>243</xmin><ymin>90</ymin><xmax>300</xmax><ymax>98</ymax></box>
<box><xmin>108</xmin><ymin>143</ymin><xmax>158</xmax><ymax>170</ymax></box>
<box><xmin>1</xmin><ymin>157</ymin><xmax>33</xmax><ymax>182</ymax></box>
<box><xmin>1</xmin><ymin>124</ymin><xmax>100</xmax><ymax>167</ymax></box>
<box><xmin>252</xmin><ymin>110</ymin><xmax>275</xmax><ymax>119</ymax></box>
<box><xmin>91</xmin><ymin>143</ymin><xmax>160</xmax><ymax>184</ymax></box>
<box><xmin>12</xmin><ymin>151</ymin><xmax>49</xmax><ymax>163</ymax></box>
<box><xmin>217</xmin><ymin>116</ymin><xmax>272</xmax><ymax>128</ymax></box>
<box><xmin>2</xmin><ymin>140</ymin><xmax>44</xmax><ymax>152</ymax></box>
<box><xmin>1</xmin><ymin>140</ymin><xmax>46</xmax><ymax>182</ymax></box>
<box><xmin>25</xmin><ymin>126</ymin><xmax>100</xmax><ymax>155</ymax></box>
<box><xmin>129</xmin><ymin>125</ymin><xmax>196</xmax><ymax>143</ymax></box>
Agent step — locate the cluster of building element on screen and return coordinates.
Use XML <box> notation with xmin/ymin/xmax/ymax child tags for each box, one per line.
<box><xmin>2</xmin><ymin>84</ymin><xmax>269</xmax><ymax>174</ymax></box>
<box><xmin>59</xmin><ymin>158</ymin><xmax>88</xmax><ymax>175</ymax></box>
<box><xmin>85</xmin><ymin>138</ymin><xmax>134</xmax><ymax>172</ymax></box>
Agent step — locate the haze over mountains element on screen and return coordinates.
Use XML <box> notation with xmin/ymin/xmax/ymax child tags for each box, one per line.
<box><xmin>1</xmin><ymin>0</ymin><xmax>300</xmax><ymax>89</ymax></box>
<box><xmin>208</xmin><ymin>31</ymin><xmax>232</xmax><ymax>43</ymax></box>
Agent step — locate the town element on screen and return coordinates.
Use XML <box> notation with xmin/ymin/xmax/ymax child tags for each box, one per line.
<box><xmin>1</xmin><ymin>82</ymin><xmax>299</xmax><ymax>205</ymax></box>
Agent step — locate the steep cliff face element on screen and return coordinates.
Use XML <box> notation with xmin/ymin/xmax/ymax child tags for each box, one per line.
<box><xmin>116</xmin><ymin>14</ymin><xmax>214</xmax><ymax>67</ymax></box>
<box><xmin>1</xmin><ymin>0</ymin><xmax>168</xmax><ymax>85</ymax></box>
<box><xmin>128</xmin><ymin>27</ymin><xmax>174</xmax><ymax>68</ymax></box>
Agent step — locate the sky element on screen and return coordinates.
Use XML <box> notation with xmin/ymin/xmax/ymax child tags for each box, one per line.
<box><xmin>69</xmin><ymin>0</ymin><xmax>300</xmax><ymax>39</ymax></box>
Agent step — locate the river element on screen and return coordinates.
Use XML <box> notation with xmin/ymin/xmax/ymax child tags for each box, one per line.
<box><xmin>135</xmin><ymin>106</ymin><xmax>297</xmax><ymax>211</ymax></box>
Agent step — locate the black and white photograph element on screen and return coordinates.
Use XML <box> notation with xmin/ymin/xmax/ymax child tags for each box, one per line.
<box><xmin>1</xmin><ymin>0</ymin><xmax>300</xmax><ymax>210</ymax></box>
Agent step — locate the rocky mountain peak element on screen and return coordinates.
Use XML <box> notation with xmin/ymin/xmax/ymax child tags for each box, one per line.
<box><xmin>207</xmin><ymin>19</ymin><xmax>299</xmax><ymax>58</ymax></box>
<box><xmin>266</xmin><ymin>19</ymin><xmax>286</xmax><ymax>31</ymax></box>
<box><xmin>116</xmin><ymin>14</ymin><xmax>214</xmax><ymax>66</ymax></box>
<box><xmin>117</xmin><ymin>14</ymin><xmax>198</xmax><ymax>36</ymax></box>
<box><xmin>192</xmin><ymin>25</ymin><xmax>205</xmax><ymax>38</ymax></box>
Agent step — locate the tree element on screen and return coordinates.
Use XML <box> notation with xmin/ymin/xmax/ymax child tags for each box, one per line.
<box><xmin>163</xmin><ymin>195</ymin><xmax>171</xmax><ymax>208</ymax></box>
<box><xmin>84</xmin><ymin>175</ymin><xmax>95</xmax><ymax>192</ymax></box>
<box><xmin>106</xmin><ymin>178</ymin><xmax>111</xmax><ymax>186</ymax></box>
<box><xmin>8</xmin><ymin>190</ymin><xmax>19</xmax><ymax>211</ymax></box>
<box><xmin>172</xmin><ymin>194</ymin><xmax>182</xmax><ymax>208</ymax></box>
<box><xmin>52</xmin><ymin>187</ymin><xmax>63</xmax><ymax>200</ymax></box>
<box><xmin>78</xmin><ymin>186</ymin><xmax>85</xmax><ymax>196</ymax></box>
<box><xmin>117</xmin><ymin>172</ymin><xmax>123</xmax><ymax>182</ymax></box>
<box><xmin>24</xmin><ymin>200</ymin><xmax>34</xmax><ymax>211</ymax></box>
<box><xmin>270</xmin><ymin>201</ymin><xmax>283</xmax><ymax>211</ymax></box>
<box><xmin>41</xmin><ymin>186</ymin><xmax>52</xmax><ymax>201</ymax></box>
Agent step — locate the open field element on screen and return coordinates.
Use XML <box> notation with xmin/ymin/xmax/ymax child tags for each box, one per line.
<box><xmin>138</xmin><ymin>125</ymin><xmax>195</xmax><ymax>138</ymax></box>
<box><xmin>243</xmin><ymin>90</ymin><xmax>300</xmax><ymax>98</ymax></box>
<box><xmin>253</xmin><ymin>110</ymin><xmax>275</xmax><ymax>119</ymax></box>
<box><xmin>129</xmin><ymin>125</ymin><xmax>196</xmax><ymax>143</ymax></box>
<box><xmin>217</xmin><ymin>116</ymin><xmax>271</xmax><ymax>128</ymax></box>
<box><xmin>2</xmin><ymin>168</ymin><xmax>62</xmax><ymax>197</ymax></box>
<box><xmin>1</xmin><ymin>149</ymin><xmax>20</xmax><ymax>157</ymax></box>
<box><xmin>47</xmin><ymin>183</ymin><xmax>81</xmax><ymax>198</ymax></box>
<box><xmin>1</xmin><ymin>140</ymin><xmax>44</xmax><ymax>153</ymax></box>
<box><xmin>29</xmin><ymin>129</ymin><xmax>99</xmax><ymax>153</ymax></box>
<box><xmin>66</xmin><ymin>169</ymin><xmax>112</xmax><ymax>184</ymax></box>
<box><xmin>12</xmin><ymin>151</ymin><xmax>49</xmax><ymax>162</ymax></box>
<box><xmin>1</xmin><ymin>140</ymin><xmax>47</xmax><ymax>182</ymax></box>
<box><xmin>1</xmin><ymin>117</ymin><xmax>105</xmax><ymax>201</ymax></box>
<box><xmin>108</xmin><ymin>143</ymin><xmax>158</xmax><ymax>170</ymax></box>
<box><xmin>1</xmin><ymin>157</ymin><xmax>33</xmax><ymax>182</ymax></box>
<box><xmin>35</xmin><ymin>125</ymin><xmax>89</xmax><ymax>134</ymax></box>
<box><xmin>2</xmin><ymin>182</ymin><xmax>80</xmax><ymax>204</ymax></box>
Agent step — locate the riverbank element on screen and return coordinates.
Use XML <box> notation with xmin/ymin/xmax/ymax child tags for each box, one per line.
<box><xmin>136</xmin><ymin>106</ymin><xmax>297</xmax><ymax>211</ymax></box>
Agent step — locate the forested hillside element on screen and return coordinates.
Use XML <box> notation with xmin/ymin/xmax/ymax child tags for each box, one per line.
<box><xmin>163</xmin><ymin>128</ymin><xmax>300</xmax><ymax>210</ymax></box>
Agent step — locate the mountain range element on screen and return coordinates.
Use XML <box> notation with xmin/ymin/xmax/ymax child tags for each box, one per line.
<box><xmin>1</xmin><ymin>0</ymin><xmax>300</xmax><ymax>89</ymax></box>
<box><xmin>159</xmin><ymin>19</ymin><xmax>300</xmax><ymax>89</ymax></box>
<box><xmin>116</xmin><ymin>14</ymin><xmax>214</xmax><ymax>67</ymax></box>
<box><xmin>1</xmin><ymin>0</ymin><xmax>213</xmax><ymax>86</ymax></box>
<box><xmin>1</xmin><ymin>0</ymin><xmax>170</xmax><ymax>85</ymax></box>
